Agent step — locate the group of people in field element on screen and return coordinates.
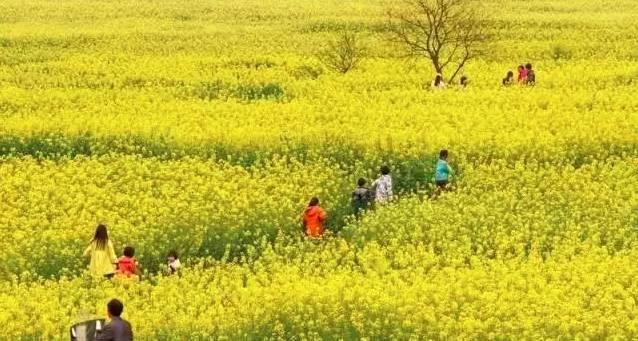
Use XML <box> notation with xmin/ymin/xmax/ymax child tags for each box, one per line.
<box><xmin>430</xmin><ymin>62</ymin><xmax>537</xmax><ymax>90</ymax></box>
<box><xmin>431</xmin><ymin>74</ymin><xmax>468</xmax><ymax>90</ymax></box>
<box><xmin>77</xmin><ymin>66</ymin><xmax>529</xmax><ymax>341</ymax></box>
<box><xmin>302</xmin><ymin>149</ymin><xmax>453</xmax><ymax>238</ymax></box>
<box><xmin>502</xmin><ymin>63</ymin><xmax>536</xmax><ymax>86</ymax></box>
<box><xmin>79</xmin><ymin>152</ymin><xmax>453</xmax><ymax>339</ymax></box>
<box><xmin>83</xmin><ymin>224</ymin><xmax>181</xmax><ymax>278</ymax></box>
<box><xmin>85</xmin><ymin>150</ymin><xmax>454</xmax><ymax>274</ymax></box>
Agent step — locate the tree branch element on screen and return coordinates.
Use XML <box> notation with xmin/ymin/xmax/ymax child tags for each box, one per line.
<box><xmin>386</xmin><ymin>0</ymin><xmax>487</xmax><ymax>82</ymax></box>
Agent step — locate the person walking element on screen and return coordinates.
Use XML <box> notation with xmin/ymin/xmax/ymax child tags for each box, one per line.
<box><xmin>83</xmin><ymin>224</ymin><xmax>118</xmax><ymax>278</ymax></box>
<box><xmin>351</xmin><ymin>178</ymin><xmax>371</xmax><ymax>219</ymax></box>
<box><xmin>435</xmin><ymin>149</ymin><xmax>453</xmax><ymax>193</ymax></box>
<box><xmin>372</xmin><ymin>165</ymin><xmax>393</xmax><ymax>204</ymax></box>
<box><xmin>96</xmin><ymin>299</ymin><xmax>133</xmax><ymax>341</ymax></box>
<box><xmin>302</xmin><ymin>197</ymin><xmax>327</xmax><ymax>238</ymax></box>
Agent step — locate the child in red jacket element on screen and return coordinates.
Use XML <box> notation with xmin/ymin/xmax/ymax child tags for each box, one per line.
<box><xmin>116</xmin><ymin>246</ymin><xmax>139</xmax><ymax>278</ymax></box>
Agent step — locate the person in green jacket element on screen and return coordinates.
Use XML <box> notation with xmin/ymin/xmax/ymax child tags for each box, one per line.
<box><xmin>83</xmin><ymin>224</ymin><xmax>117</xmax><ymax>278</ymax></box>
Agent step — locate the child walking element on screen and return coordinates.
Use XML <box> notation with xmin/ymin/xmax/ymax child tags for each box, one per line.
<box><xmin>302</xmin><ymin>197</ymin><xmax>328</xmax><ymax>238</ymax></box>
<box><xmin>435</xmin><ymin>149</ymin><xmax>453</xmax><ymax>193</ymax></box>
<box><xmin>352</xmin><ymin>178</ymin><xmax>371</xmax><ymax>219</ymax></box>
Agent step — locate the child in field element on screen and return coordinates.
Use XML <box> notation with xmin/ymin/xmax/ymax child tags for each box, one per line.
<box><xmin>352</xmin><ymin>178</ymin><xmax>371</xmax><ymax>219</ymax></box>
<box><xmin>435</xmin><ymin>149</ymin><xmax>453</xmax><ymax>193</ymax></box>
<box><xmin>166</xmin><ymin>250</ymin><xmax>181</xmax><ymax>274</ymax></box>
<box><xmin>459</xmin><ymin>76</ymin><xmax>469</xmax><ymax>89</ymax></box>
<box><xmin>517</xmin><ymin>65</ymin><xmax>528</xmax><ymax>84</ymax></box>
<box><xmin>431</xmin><ymin>73</ymin><xmax>446</xmax><ymax>89</ymax></box>
<box><xmin>302</xmin><ymin>197</ymin><xmax>327</xmax><ymax>238</ymax></box>
<box><xmin>372</xmin><ymin>165</ymin><xmax>393</xmax><ymax>204</ymax></box>
<box><xmin>83</xmin><ymin>224</ymin><xmax>118</xmax><ymax>278</ymax></box>
<box><xmin>116</xmin><ymin>246</ymin><xmax>139</xmax><ymax>278</ymax></box>
<box><xmin>503</xmin><ymin>71</ymin><xmax>514</xmax><ymax>86</ymax></box>
<box><xmin>525</xmin><ymin>63</ymin><xmax>536</xmax><ymax>85</ymax></box>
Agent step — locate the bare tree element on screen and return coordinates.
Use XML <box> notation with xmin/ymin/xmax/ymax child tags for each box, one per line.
<box><xmin>387</xmin><ymin>0</ymin><xmax>488</xmax><ymax>83</ymax></box>
<box><xmin>318</xmin><ymin>32</ymin><xmax>363</xmax><ymax>74</ymax></box>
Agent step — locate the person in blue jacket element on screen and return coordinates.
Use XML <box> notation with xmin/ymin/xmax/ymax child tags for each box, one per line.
<box><xmin>435</xmin><ymin>149</ymin><xmax>453</xmax><ymax>192</ymax></box>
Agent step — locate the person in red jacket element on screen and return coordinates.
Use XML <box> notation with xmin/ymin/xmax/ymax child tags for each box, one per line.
<box><xmin>116</xmin><ymin>246</ymin><xmax>139</xmax><ymax>278</ymax></box>
<box><xmin>302</xmin><ymin>197</ymin><xmax>327</xmax><ymax>238</ymax></box>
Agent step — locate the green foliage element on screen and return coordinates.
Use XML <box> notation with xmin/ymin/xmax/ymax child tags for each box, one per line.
<box><xmin>234</xmin><ymin>83</ymin><xmax>286</xmax><ymax>101</ymax></box>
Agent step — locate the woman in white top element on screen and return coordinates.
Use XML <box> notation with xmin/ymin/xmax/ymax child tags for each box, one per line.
<box><xmin>372</xmin><ymin>165</ymin><xmax>393</xmax><ymax>204</ymax></box>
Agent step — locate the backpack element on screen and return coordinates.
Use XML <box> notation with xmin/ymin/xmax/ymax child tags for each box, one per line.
<box><xmin>352</xmin><ymin>188</ymin><xmax>370</xmax><ymax>208</ymax></box>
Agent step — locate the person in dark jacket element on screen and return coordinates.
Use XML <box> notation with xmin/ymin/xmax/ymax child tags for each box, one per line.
<box><xmin>502</xmin><ymin>71</ymin><xmax>514</xmax><ymax>86</ymax></box>
<box><xmin>525</xmin><ymin>63</ymin><xmax>536</xmax><ymax>85</ymax></box>
<box><xmin>97</xmin><ymin>299</ymin><xmax>133</xmax><ymax>341</ymax></box>
<box><xmin>352</xmin><ymin>178</ymin><xmax>371</xmax><ymax>219</ymax></box>
<box><xmin>431</xmin><ymin>73</ymin><xmax>446</xmax><ymax>89</ymax></box>
<box><xmin>459</xmin><ymin>75</ymin><xmax>469</xmax><ymax>89</ymax></box>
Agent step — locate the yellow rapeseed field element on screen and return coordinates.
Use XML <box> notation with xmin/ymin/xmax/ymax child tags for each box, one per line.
<box><xmin>0</xmin><ymin>0</ymin><xmax>637</xmax><ymax>339</ymax></box>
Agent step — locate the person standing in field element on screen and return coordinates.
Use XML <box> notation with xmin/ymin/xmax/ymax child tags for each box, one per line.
<box><xmin>372</xmin><ymin>165</ymin><xmax>393</xmax><ymax>204</ymax></box>
<box><xmin>525</xmin><ymin>63</ymin><xmax>536</xmax><ymax>85</ymax></box>
<box><xmin>503</xmin><ymin>71</ymin><xmax>514</xmax><ymax>86</ymax></box>
<box><xmin>435</xmin><ymin>149</ymin><xmax>453</xmax><ymax>193</ymax></box>
<box><xmin>431</xmin><ymin>73</ymin><xmax>446</xmax><ymax>89</ymax></box>
<box><xmin>96</xmin><ymin>299</ymin><xmax>133</xmax><ymax>341</ymax></box>
<box><xmin>459</xmin><ymin>76</ymin><xmax>469</xmax><ymax>89</ymax></box>
<box><xmin>83</xmin><ymin>224</ymin><xmax>118</xmax><ymax>278</ymax></box>
<box><xmin>352</xmin><ymin>178</ymin><xmax>371</xmax><ymax>219</ymax></box>
<box><xmin>302</xmin><ymin>197</ymin><xmax>327</xmax><ymax>238</ymax></box>
<box><xmin>517</xmin><ymin>65</ymin><xmax>528</xmax><ymax>84</ymax></box>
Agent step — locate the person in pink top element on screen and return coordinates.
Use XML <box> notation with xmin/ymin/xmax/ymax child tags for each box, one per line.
<box><xmin>517</xmin><ymin>64</ymin><xmax>528</xmax><ymax>84</ymax></box>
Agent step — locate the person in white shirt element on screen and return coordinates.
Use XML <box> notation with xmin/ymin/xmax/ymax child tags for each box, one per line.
<box><xmin>166</xmin><ymin>250</ymin><xmax>181</xmax><ymax>274</ymax></box>
<box><xmin>372</xmin><ymin>165</ymin><xmax>393</xmax><ymax>204</ymax></box>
